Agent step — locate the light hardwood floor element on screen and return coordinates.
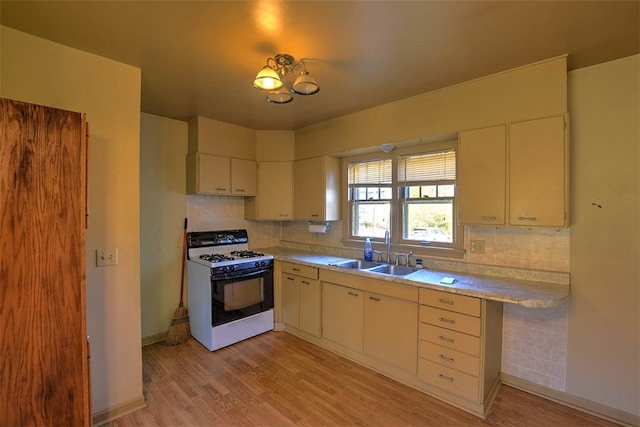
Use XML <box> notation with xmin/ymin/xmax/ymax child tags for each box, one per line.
<box><xmin>107</xmin><ymin>331</ymin><xmax>617</xmax><ymax>426</ymax></box>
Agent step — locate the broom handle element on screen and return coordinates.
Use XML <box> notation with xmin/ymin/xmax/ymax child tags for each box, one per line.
<box><xmin>179</xmin><ymin>218</ymin><xmax>187</xmax><ymax>306</ymax></box>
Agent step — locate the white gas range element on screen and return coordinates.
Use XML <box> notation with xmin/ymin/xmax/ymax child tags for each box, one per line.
<box><xmin>186</xmin><ymin>229</ymin><xmax>274</xmax><ymax>351</ymax></box>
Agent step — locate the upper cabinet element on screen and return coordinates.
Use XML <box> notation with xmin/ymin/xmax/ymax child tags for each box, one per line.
<box><xmin>458</xmin><ymin>125</ymin><xmax>507</xmax><ymax>225</ymax></box>
<box><xmin>458</xmin><ymin>115</ymin><xmax>568</xmax><ymax>228</ymax></box>
<box><xmin>245</xmin><ymin>161</ymin><xmax>293</xmax><ymax>220</ymax></box>
<box><xmin>509</xmin><ymin>115</ymin><xmax>568</xmax><ymax>227</ymax></box>
<box><xmin>293</xmin><ymin>156</ymin><xmax>341</xmax><ymax>221</ymax></box>
<box><xmin>186</xmin><ymin>153</ymin><xmax>256</xmax><ymax>196</ymax></box>
<box><xmin>186</xmin><ymin>116</ymin><xmax>257</xmax><ymax>196</ymax></box>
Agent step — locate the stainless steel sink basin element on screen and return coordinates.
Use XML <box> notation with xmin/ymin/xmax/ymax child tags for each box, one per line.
<box><xmin>332</xmin><ymin>259</ymin><xmax>383</xmax><ymax>269</ymax></box>
<box><xmin>368</xmin><ymin>264</ymin><xmax>419</xmax><ymax>276</ymax></box>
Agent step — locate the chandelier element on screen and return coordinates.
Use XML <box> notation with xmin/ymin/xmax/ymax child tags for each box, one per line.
<box><xmin>253</xmin><ymin>53</ymin><xmax>320</xmax><ymax>104</ymax></box>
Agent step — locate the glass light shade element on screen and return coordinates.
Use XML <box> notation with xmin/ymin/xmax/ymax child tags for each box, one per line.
<box><xmin>291</xmin><ymin>71</ymin><xmax>320</xmax><ymax>95</ymax></box>
<box><xmin>266</xmin><ymin>88</ymin><xmax>293</xmax><ymax>104</ymax></box>
<box><xmin>253</xmin><ymin>66</ymin><xmax>283</xmax><ymax>90</ymax></box>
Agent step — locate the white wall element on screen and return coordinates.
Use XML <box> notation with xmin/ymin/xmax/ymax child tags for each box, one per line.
<box><xmin>140</xmin><ymin>113</ymin><xmax>188</xmax><ymax>341</ymax></box>
<box><xmin>1</xmin><ymin>26</ymin><xmax>144</xmax><ymax>418</ymax></box>
<box><xmin>567</xmin><ymin>55</ymin><xmax>639</xmax><ymax>416</ymax></box>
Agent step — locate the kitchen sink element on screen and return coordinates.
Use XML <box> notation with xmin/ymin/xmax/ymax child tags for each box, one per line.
<box><xmin>332</xmin><ymin>259</ymin><xmax>383</xmax><ymax>270</ymax></box>
<box><xmin>331</xmin><ymin>259</ymin><xmax>419</xmax><ymax>277</ymax></box>
<box><xmin>368</xmin><ymin>264</ymin><xmax>419</xmax><ymax>276</ymax></box>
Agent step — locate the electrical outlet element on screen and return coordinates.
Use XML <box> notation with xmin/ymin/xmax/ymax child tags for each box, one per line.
<box><xmin>470</xmin><ymin>240</ymin><xmax>485</xmax><ymax>254</ymax></box>
<box><xmin>96</xmin><ymin>249</ymin><xmax>118</xmax><ymax>267</ymax></box>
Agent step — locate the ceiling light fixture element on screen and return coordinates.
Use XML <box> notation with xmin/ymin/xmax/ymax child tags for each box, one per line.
<box><xmin>253</xmin><ymin>53</ymin><xmax>319</xmax><ymax>104</ymax></box>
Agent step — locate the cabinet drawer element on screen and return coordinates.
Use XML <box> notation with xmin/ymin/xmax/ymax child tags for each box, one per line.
<box><xmin>420</xmin><ymin>306</ymin><xmax>481</xmax><ymax>337</ymax></box>
<box><xmin>419</xmin><ymin>341</ymin><xmax>480</xmax><ymax>377</ymax></box>
<box><xmin>281</xmin><ymin>262</ymin><xmax>318</xmax><ymax>280</ymax></box>
<box><xmin>419</xmin><ymin>323</ymin><xmax>480</xmax><ymax>357</ymax></box>
<box><xmin>420</xmin><ymin>288</ymin><xmax>480</xmax><ymax>317</ymax></box>
<box><xmin>419</xmin><ymin>359</ymin><xmax>479</xmax><ymax>402</ymax></box>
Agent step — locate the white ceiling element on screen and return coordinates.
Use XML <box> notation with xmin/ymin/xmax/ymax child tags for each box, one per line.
<box><xmin>1</xmin><ymin>1</ymin><xmax>638</xmax><ymax>130</ymax></box>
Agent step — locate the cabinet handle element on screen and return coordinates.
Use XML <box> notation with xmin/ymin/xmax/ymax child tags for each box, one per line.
<box><xmin>439</xmin><ymin>317</ymin><xmax>455</xmax><ymax>325</ymax></box>
<box><xmin>301</xmin><ymin>281</ymin><xmax>310</xmax><ymax>285</ymax></box>
<box><xmin>439</xmin><ymin>354</ymin><xmax>455</xmax><ymax>363</ymax></box>
<box><xmin>292</xmin><ymin>268</ymin><xmax>300</xmax><ymax>272</ymax></box>
<box><xmin>438</xmin><ymin>373</ymin><xmax>454</xmax><ymax>383</ymax></box>
<box><xmin>279</xmin><ymin>214</ymin><xmax>289</xmax><ymax>217</ymax></box>
<box><xmin>286</xmin><ymin>277</ymin><xmax>295</xmax><ymax>281</ymax></box>
<box><xmin>438</xmin><ymin>298</ymin><xmax>454</xmax><ymax>305</ymax></box>
<box><xmin>235</xmin><ymin>188</ymin><xmax>245</xmax><ymax>192</ymax></box>
<box><xmin>311</xmin><ymin>214</ymin><xmax>319</xmax><ymax>217</ymax></box>
<box><xmin>517</xmin><ymin>216</ymin><xmax>537</xmax><ymax>221</ymax></box>
<box><xmin>480</xmin><ymin>216</ymin><xmax>497</xmax><ymax>221</ymax></box>
<box><xmin>347</xmin><ymin>291</ymin><xmax>359</xmax><ymax>297</ymax></box>
<box><xmin>216</xmin><ymin>187</ymin><xmax>227</xmax><ymax>191</ymax></box>
<box><xmin>368</xmin><ymin>296</ymin><xmax>380</xmax><ymax>302</ymax></box>
<box><xmin>438</xmin><ymin>335</ymin><xmax>454</xmax><ymax>344</ymax></box>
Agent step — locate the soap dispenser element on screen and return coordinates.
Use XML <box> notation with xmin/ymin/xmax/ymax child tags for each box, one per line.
<box><xmin>364</xmin><ymin>238</ymin><xmax>373</xmax><ymax>261</ymax></box>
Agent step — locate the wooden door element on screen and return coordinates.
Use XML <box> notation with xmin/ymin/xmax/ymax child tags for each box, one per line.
<box><xmin>0</xmin><ymin>98</ymin><xmax>90</xmax><ymax>426</ymax></box>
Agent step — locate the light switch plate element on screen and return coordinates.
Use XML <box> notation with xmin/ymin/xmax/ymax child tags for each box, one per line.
<box><xmin>96</xmin><ymin>249</ymin><xmax>118</xmax><ymax>267</ymax></box>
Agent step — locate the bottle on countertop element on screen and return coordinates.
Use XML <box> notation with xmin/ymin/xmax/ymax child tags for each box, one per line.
<box><xmin>364</xmin><ymin>238</ymin><xmax>373</xmax><ymax>261</ymax></box>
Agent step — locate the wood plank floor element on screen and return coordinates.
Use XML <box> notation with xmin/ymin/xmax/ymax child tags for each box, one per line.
<box><xmin>107</xmin><ymin>331</ymin><xmax>618</xmax><ymax>426</ymax></box>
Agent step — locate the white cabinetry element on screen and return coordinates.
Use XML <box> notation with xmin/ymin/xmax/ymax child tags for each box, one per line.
<box><xmin>293</xmin><ymin>156</ymin><xmax>341</xmax><ymax>221</ymax></box>
<box><xmin>186</xmin><ymin>153</ymin><xmax>256</xmax><ymax>196</ymax></box>
<box><xmin>245</xmin><ymin>161</ymin><xmax>293</xmax><ymax>220</ymax></box>
<box><xmin>418</xmin><ymin>288</ymin><xmax>502</xmax><ymax>415</ymax></box>
<box><xmin>280</xmin><ymin>262</ymin><xmax>321</xmax><ymax>337</ymax></box>
<box><xmin>458</xmin><ymin>115</ymin><xmax>568</xmax><ymax>227</ymax></box>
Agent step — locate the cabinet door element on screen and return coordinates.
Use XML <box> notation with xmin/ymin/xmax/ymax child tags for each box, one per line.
<box><xmin>281</xmin><ymin>273</ymin><xmax>299</xmax><ymax>327</ymax></box>
<box><xmin>298</xmin><ymin>278</ymin><xmax>321</xmax><ymax>337</ymax></box>
<box><xmin>294</xmin><ymin>156</ymin><xmax>340</xmax><ymax>221</ymax></box>
<box><xmin>458</xmin><ymin>126</ymin><xmax>506</xmax><ymax>225</ymax></box>
<box><xmin>322</xmin><ymin>282</ymin><xmax>363</xmax><ymax>352</ymax></box>
<box><xmin>258</xmin><ymin>161</ymin><xmax>293</xmax><ymax>219</ymax></box>
<box><xmin>364</xmin><ymin>293</ymin><xmax>418</xmax><ymax>373</ymax></box>
<box><xmin>231</xmin><ymin>158</ymin><xmax>256</xmax><ymax>196</ymax></box>
<box><xmin>187</xmin><ymin>153</ymin><xmax>230</xmax><ymax>195</ymax></box>
<box><xmin>509</xmin><ymin>116</ymin><xmax>567</xmax><ymax>227</ymax></box>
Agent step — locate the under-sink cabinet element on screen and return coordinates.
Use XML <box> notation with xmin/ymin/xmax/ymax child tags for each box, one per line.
<box><xmin>418</xmin><ymin>288</ymin><xmax>503</xmax><ymax>415</ymax></box>
<box><xmin>321</xmin><ymin>282</ymin><xmax>364</xmax><ymax>352</ymax></box>
<box><xmin>280</xmin><ymin>262</ymin><xmax>321</xmax><ymax>337</ymax></box>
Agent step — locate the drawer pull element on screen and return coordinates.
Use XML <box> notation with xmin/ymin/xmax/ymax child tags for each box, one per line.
<box><xmin>438</xmin><ymin>374</ymin><xmax>454</xmax><ymax>383</ymax></box>
<box><xmin>348</xmin><ymin>291</ymin><xmax>359</xmax><ymax>297</ymax></box>
<box><xmin>517</xmin><ymin>216</ymin><xmax>537</xmax><ymax>221</ymax></box>
<box><xmin>301</xmin><ymin>281</ymin><xmax>310</xmax><ymax>285</ymax></box>
<box><xmin>439</xmin><ymin>354</ymin><xmax>455</xmax><ymax>363</ymax></box>
<box><xmin>438</xmin><ymin>298</ymin><xmax>454</xmax><ymax>305</ymax></box>
<box><xmin>480</xmin><ymin>216</ymin><xmax>497</xmax><ymax>221</ymax></box>
<box><xmin>439</xmin><ymin>317</ymin><xmax>455</xmax><ymax>324</ymax></box>
<box><xmin>286</xmin><ymin>277</ymin><xmax>295</xmax><ymax>281</ymax></box>
<box><xmin>235</xmin><ymin>188</ymin><xmax>245</xmax><ymax>192</ymax></box>
<box><xmin>292</xmin><ymin>268</ymin><xmax>301</xmax><ymax>272</ymax></box>
<box><xmin>215</xmin><ymin>187</ymin><xmax>227</xmax><ymax>191</ymax></box>
<box><xmin>368</xmin><ymin>296</ymin><xmax>380</xmax><ymax>302</ymax></box>
<box><xmin>438</xmin><ymin>335</ymin><xmax>454</xmax><ymax>344</ymax></box>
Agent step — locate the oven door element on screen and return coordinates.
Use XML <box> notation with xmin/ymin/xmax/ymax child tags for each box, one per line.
<box><xmin>210</xmin><ymin>267</ymin><xmax>274</xmax><ymax>327</ymax></box>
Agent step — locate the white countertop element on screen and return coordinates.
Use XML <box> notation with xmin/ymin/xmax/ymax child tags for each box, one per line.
<box><xmin>260</xmin><ymin>247</ymin><xmax>569</xmax><ymax>308</ymax></box>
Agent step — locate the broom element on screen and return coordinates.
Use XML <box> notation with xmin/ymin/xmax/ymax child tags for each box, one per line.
<box><xmin>165</xmin><ymin>218</ymin><xmax>190</xmax><ymax>345</ymax></box>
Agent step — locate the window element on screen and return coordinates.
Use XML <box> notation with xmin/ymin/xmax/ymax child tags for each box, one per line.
<box><xmin>347</xmin><ymin>143</ymin><xmax>461</xmax><ymax>256</ymax></box>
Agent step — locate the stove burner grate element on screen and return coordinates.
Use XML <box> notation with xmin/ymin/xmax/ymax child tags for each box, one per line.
<box><xmin>199</xmin><ymin>254</ymin><xmax>235</xmax><ymax>262</ymax></box>
<box><xmin>230</xmin><ymin>250</ymin><xmax>265</xmax><ymax>258</ymax></box>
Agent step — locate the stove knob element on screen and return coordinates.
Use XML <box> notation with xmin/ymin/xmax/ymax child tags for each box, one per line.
<box><xmin>228</xmin><ymin>265</ymin><xmax>236</xmax><ymax>272</ymax></box>
<box><xmin>254</xmin><ymin>261</ymin><xmax>260</xmax><ymax>268</ymax></box>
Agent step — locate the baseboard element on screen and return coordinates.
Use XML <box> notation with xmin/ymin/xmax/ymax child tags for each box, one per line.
<box><xmin>142</xmin><ymin>331</ymin><xmax>167</xmax><ymax>347</ymax></box>
<box><xmin>501</xmin><ymin>373</ymin><xmax>639</xmax><ymax>427</ymax></box>
<box><xmin>92</xmin><ymin>395</ymin><xmax>146</xmax><ymax>426</ymax></box>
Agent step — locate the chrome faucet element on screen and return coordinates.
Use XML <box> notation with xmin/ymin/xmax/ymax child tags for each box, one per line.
<box><xmin>384</xmin><ymin>230</ymin><xmax>391</xmax><ymax>263</ymax></box>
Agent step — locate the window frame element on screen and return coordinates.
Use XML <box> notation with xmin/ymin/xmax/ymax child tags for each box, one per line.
<box><xmin>343</xmin><ymin>140</ymin><xmax>465</xmax><ymax>259</ymax></box>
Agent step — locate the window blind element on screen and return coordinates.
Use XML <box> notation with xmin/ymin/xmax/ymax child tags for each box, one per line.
<box><xmin>348</xmin><ymin>159</ymin><xmax>392</xmax><ymax>184</ymax></box>
<box><xmin>398</xmin><ymin>150</ymin><xmax>456</xmax><ymax>182</ymax></box>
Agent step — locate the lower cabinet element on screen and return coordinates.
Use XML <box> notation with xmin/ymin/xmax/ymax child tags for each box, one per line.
<box><xmin>364</xmin><ymin>292</ymin><xmax>417</xmax><ymax>373</ymax></box>
<box><xmin>418</xmin><ymin>288</ymin><xmax>503</xmax><ymax>415</ymax></box>
<box><xmin>322</xmin><ymin>282</ymin><xmax>364</xmax><ymax>352</ymax></box>
<box><xmin>280</xmin><ymin>261</ymin><xmax>321</xmax><ymax>337</ymax></box>
<box><xmin>278</xmin><ymin>262</ymin><xmax>504</xmax><ymax>417</ymax></box>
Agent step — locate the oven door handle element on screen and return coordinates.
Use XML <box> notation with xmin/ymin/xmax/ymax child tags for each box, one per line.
<box><xmin>211</xmin><ymin>267</ymin><xmax>272</xmax><ymax>281</ymax></box>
